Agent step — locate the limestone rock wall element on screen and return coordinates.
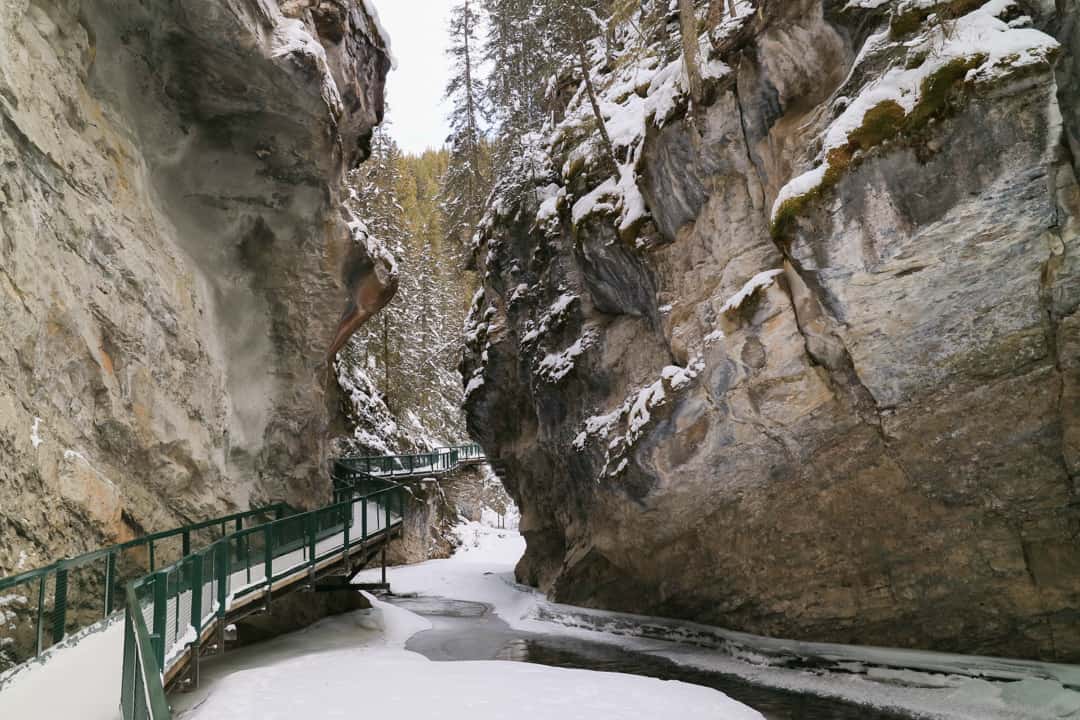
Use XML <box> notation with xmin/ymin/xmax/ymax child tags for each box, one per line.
<box><xmin>385</xmin><ymin>465</ymin><xmax>515</xmax><ymax>565</ymax></box>
<box><xmin>0</xmin><ymin>0</ymin><xmax>390</xmax><ymax>573</ymax></box>
<box><xmin>463</xmin><ymin>0</ymin><xmax>1080</xmax><ymax>661</ymax></box>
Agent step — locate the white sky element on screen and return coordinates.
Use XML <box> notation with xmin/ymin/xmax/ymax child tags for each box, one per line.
<box><xmin>371</xmin><ymin>0</ymin><xmax>456</xmax><ymax>155</ymax></box>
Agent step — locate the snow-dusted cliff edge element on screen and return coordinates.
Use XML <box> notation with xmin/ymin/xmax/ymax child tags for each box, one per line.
<box><xmin>463</xmin><ymin>0</ymin><xmax>1080</xmax><ymax>661</ymax></box>
<box><xmin>0</xmin><ymin>0</ymin><xmax>391</xmax><ymax>572</ymax></box>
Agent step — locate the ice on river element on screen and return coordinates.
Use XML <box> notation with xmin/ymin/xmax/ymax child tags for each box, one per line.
<box><xmin>172</xmin><ymin>573</ymin><xmax>759</xmax><ymax>719</ymax></box>
<box><xmin>352</xmin><ymin>524</ymin><xmax>1080</xmax><ymax>720</ymax></box>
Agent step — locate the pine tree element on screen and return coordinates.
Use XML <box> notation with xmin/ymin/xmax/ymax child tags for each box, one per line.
<box><xmin>482</xmin><ymin>0</ymin><xmax>553</xmax><ymax>163</ymax></box>
<box><xmin>444</xmin><ymin>0</ymin><xmax>491</xmax><ymax>254</ymax></box>
<box><xmin>343</xmin><ymin>122</ymin><xmax>413</xmax><ymax>408</ymax></box>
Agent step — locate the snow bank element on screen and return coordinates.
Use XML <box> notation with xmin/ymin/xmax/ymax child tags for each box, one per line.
<box><xmin>356</xmin><ymin>529</ymin><xmax>1080</xmax><ymax>720</ymax></box>
<box><xmin>185</xmin><ymin>640</ymin><xmax>762</xmax><ymax>720</ymax></box>
<box><xmin>175</xmin><ymin>519</ymin><xmax>761</xmax><ymax>720</ymax></box>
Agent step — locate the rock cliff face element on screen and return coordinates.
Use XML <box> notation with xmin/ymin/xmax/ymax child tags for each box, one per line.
<box><xmin>463</xmin><ymin>0</ymin><xmax>1080</xmax><ymax>661</ymax></box>
<box><xmin>0</xmin><ymin>0</ymin><xmax>391</xmax><ymax>572</ymax></box>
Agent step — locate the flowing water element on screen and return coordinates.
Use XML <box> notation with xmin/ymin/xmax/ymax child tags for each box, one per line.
<box><xmin>389</xmin><ymin>596</ymin><xmax>916</xmax><ymax>720</ymax></box>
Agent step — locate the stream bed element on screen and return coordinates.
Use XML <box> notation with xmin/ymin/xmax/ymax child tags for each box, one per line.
<box><xmin>387</xmin><ymin>595</ymin><xmax>916</xmax><ymax>720</ymax></box>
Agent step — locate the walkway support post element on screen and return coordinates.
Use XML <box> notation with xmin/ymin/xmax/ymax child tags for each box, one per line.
<box><xmin>104</xmin><ymin>552</ymin><xmax>116</xmax><ymax>618</ymax></box>
<box><xmin>189</xmin><ymin>553</ymin><xmax>203</xmax><ymax>690</ymax></box>
<box><xmin>263</xmin><ymin>524</ymin><xmax>273</xmax><ymax>609</ymax></box>
<box><xmin>35</xmin><ymin>576</ymin><xmax>45</xmax><ymax>656</ymax></box>
<box><xmin>152</xmin><ymin>571</ymin><xmax>167</xmax><ymax>668</ymax></box>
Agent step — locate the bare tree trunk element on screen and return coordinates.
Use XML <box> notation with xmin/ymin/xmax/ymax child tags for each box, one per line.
<box><xmin>382</xmin><ymin>312</ymin><xmax>391</xmax><ymax>410</ymax></box>
<box><xmin>575</xmin><ymin>36</ymin><xmax>618</xmax><ymax>169</ymax></box>
<box><xmin>708</xmin><ymin>0</ymin><xmax>724</xmax><ymax>30</ymax></box>
<box><xmin>678</xmin><ymin>0</ymin><xmax>703</xmax><ymax>106</ymax></box>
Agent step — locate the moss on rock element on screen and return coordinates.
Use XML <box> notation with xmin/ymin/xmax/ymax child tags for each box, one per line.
<box><xmin>771</xmin><ymin>55</ymin><xmax>992</xmax><ymax>240</ymax></box>
<box><xmin>906</xmin><ymin>55</ymin><xmax>984</xmax><ymax>130</ymax></box>
<box><xmin>890</xmin><ymin>0</ymin><xmax>988</xmax><ymax>39</ymax></box>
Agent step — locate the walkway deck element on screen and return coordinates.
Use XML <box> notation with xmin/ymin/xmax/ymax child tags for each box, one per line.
<box><xmin>334</xmin><ymin>443</ymin><xmax>487</xmax><ymax>480</ymax></box>
<box><xmin>0</xmin><ymin>443</ymin><xmax>485</xmax><ymax>720</ymax></box>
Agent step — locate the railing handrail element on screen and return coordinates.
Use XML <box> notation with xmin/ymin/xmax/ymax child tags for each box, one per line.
<box><xmin>335</xmin><ymin>442</ymin><xmax>484</xmax><ymax>465</ymax></box>
<box><xmin>122</xmin><ymin>583</ymin><xmax>170</xmax><ymax>719</ymax></box>
<box><xmin>0</xmin><ymin>503</ymin><xmax>292</xmax><ymax>593</ymax></box>
<box><xmin>0</xmin><ymin>442</ymin><xmax>483</xmax><ymax>719</ymax></box>
<box><xmin>119</xmin><ymin>472</ymin><xmax>406</xmax><ymax>720</ymax></box>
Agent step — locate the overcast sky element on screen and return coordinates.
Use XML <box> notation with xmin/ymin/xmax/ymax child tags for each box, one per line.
<box><xmin>372</xmin><ymin>0</ymin><xmax>456</xmax><ymax>155</ymax></box>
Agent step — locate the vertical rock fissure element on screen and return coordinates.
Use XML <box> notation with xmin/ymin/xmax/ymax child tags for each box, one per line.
<box><xmin>730</xmin><ymin>42</ymin><xmax>910</xmax><ymax>477</ymax></box>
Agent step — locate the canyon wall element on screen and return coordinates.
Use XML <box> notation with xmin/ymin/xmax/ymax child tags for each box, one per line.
<box><xmin>463</xmin><ymin>0</ymin><xmax>1080</xmax><ymax>661</ymax></box>
<box><xmin>0</xmin><ymin>0</ymin><xmax>391</xmax><ymax>572</ymax></box>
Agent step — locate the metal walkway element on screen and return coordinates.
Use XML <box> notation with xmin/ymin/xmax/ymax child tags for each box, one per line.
<box><xmin>333</xmin><ymin>443</ymin><xmax>487</xmax><ymax>479</ymax></box>
<box><xmin>0</xmin><ymin>443</ymin><xmax>484</xmax><ymax>720</ymax></box>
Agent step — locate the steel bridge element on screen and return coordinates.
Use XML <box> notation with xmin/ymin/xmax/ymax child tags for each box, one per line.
<box><xmin>0</xmin><ymin>444</ymin><xmax>485</xmax><ymax>720</ymax></box>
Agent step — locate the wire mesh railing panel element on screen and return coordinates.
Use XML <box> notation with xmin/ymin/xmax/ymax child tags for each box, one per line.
<box><xmin>0</xmin><ymin>578</ymin><xmax>38</xmax><ymax>672</ymax></box>
<box><xmin>137</xmin><ymin>583</ymin><xmax>154</xmax><ymax>641</ymax></box>
<box><xmin>239</xmin><ymin>533</ymin><xmax>266</xmax><ymax>589</ymax></box>
<box><xmin>369</xmin><ymin>500</ymin><xmax>385</xmax><ymax>534</ymax></box>
<box><xmin>271</xmin><ymin>549</ymin><xmax>305</xmax><ymax>578</ymax></box>
<box><xmin>175</xmin><ymin>587</ymin><xmax>193</xmax><ymax>655</ymax></box>
<box><xmin>62</xmin><ymin>559</ymin><xmax>103</xmax><ymax>637</ymax></box>
<box><xmin>268</xmin><ymin>517</ymin><xmax>305</xmax><ymax>579</ymax></box>
<box><xmin>163</xmin><ymin>581</ymin><xmax>179</xmax><ymax>654</ymax></box>
<box><xmin>199</xmin><ymin>578</ymin><xmax>215</xmax><ymax>628</ymax></box>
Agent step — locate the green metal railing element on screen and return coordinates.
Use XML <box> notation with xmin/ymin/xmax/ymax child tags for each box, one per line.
<box><xmin>334</xmin><ymin>443</ymin><xmax>485</xmax><ymax>479</ymax></box>
<box><xmin>0</xmin><ymin>504</ymin><xmax>289</xmax><ymax>670</ymax></box>
<box><xmin>119</xmin><ymin>477</ymin><xmax>406</xmax><ymax>720</ymax></box>
<box><xmin>0</xmin><ymin>442</ymin><xmax>486</xmax><ymax>720</ymax></box>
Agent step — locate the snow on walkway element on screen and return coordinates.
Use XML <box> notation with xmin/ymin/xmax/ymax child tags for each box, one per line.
<box><xmin>0</xmin><ymin>617</ymin><xmax>123</xmax><ymax>720</ymax></box>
